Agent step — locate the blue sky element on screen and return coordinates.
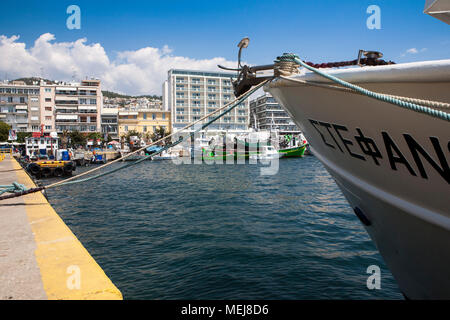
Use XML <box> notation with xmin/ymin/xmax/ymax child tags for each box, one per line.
<box><xmin>0</xmin><ymin>0</ymin><xmax>448</xmax><ymax>94</ymax></box>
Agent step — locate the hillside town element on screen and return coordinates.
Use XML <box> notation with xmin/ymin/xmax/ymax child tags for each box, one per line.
<box><xmin>0</xmin><ymin>71</ymin><xmax>301</xmax><ymax>151</ymax></box>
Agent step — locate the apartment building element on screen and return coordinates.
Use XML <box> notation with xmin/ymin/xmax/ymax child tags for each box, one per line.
<box><xmin>164</xmin><ymin>69</ymin><xmax>249</xmax><ymax>133</ymax></box>
<box><xmin>0</xmin><ymin>81</ymin><xmax>41</xmax><ymax>132</ymax></box>
<box><xmin>249</xmin><ymin>93</ymin><xmax>301</xmax><ymax>135</ymax></box>
<box><xmin>118</xmin><ymin>108</ymin><xmax>171</xmax><ymax>137</ymax></box>
<box><xmin>101</xmin><ymin>107</ymin><xmax>119</xmax><ymax>140</ymax></box>
<box><xmin>42</xmin><ymin>79</ymin><xmax>102</xmax><ymax>134</ymax></box>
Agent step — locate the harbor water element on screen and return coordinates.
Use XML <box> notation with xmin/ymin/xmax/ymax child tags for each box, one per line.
<box><xmin>44</xmin><ymin>156</ymin><xmax>403</xmax><ymax>299</ymax></box>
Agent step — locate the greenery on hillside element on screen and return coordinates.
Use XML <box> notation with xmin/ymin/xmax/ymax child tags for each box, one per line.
<box><xmin>12</xmin><ymin>77</ymin><xmax>56</xmax><ymax>85</ymax></box>
<box><xmin>102</xmin><ymin>90</ymin><xmax>162</xmax><ymax>100</ymax></box>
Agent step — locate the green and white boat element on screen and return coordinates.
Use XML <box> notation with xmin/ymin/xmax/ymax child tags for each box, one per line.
<box><xmin>277</xmin><ymin>133</ymin><xmax>308</xmax><ymax>158</ymax></box>
<box><xmin>278</xmin><ymin>144</ymin><xmax>306</xmax><ymax>158</ymax></box>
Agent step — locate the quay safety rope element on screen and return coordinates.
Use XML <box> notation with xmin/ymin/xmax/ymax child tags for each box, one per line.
<box><xmin>0</xmin><ymin>80</ymin><xmax>268</xmax><ymax>201</ymax></box>
<box><xmin>275</xmin><ymin>53</ymin><xmax>450</xmax><ymax>122</ymax></box>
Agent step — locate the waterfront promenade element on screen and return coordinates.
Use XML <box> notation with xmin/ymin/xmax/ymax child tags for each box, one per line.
<box><xmin>0</xmin><ymin>155</ymin><xmax>122</xmax><ymax>300</ymax></box>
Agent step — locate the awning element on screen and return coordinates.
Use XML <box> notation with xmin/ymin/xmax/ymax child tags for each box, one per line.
<box><xmin>78</xmin><ymin>106</ymin><xmax>97</xmax><ymax>110</ymax></box>
<box><xmin>424</xmin><ymin>0</ymin><xmax>450</xmax><ymax>24</ymax></box>
<box><xmin>56</xmin><ymin>114</ymin><xmax>78</xmax><ymax>120</ymax></box>
<box><xmin>55</xmin><ymin>105</ymin><xmax>78</xmax><ymax>109</ymax></box>
<box><xmin>16</xmin><ymin>105</ymin><xmax>28</xmax><ymax>110</ymax></box>
<box><xmin>119</xmin><ymin>111</ymin><xmax>138</xmax><ymax>116</ymax></box>
<box><xmin>56</xmin><ymin>86</ymin><xmax>77</xmax><ymax>91</ymax></box>
<box><xmin>55</xmin><ymin>96</ymin><xmax>78</xmax><ymax>101</ymax></box>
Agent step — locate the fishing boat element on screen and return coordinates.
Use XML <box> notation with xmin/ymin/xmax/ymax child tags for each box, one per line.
<box><xmin>220</xmin><ymin>3</ymin><xmax>450</xmax><ymax>299</ymax></box>
<box><xmin>278</xmin><ymin>133</ymin><xmax>308</xmax><ymax>158</ymax></box>
<box><xmin>249</xmin><ymin>145</ymin><xmax>280</xmax><ymax>160</ymax></box>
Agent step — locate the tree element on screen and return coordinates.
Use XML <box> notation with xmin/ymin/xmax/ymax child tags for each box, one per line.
<box><xmin>87</xmin><ymin>132</ymin><xmax>103</xmax><ymax>147</ymax></box>
<box><xmin>151</xmin><ymin>127</ymin><xmax>171</xmax><ymax>145</ymax></box>
<box><xmin>68</xmin><ymin>130</ymin><xmax>87</xmax><ymax>147</ymax></box>
<box><xmin>124</xmin><ymin>130</ymin><xmax>141</xmax><ymax>144</ymax></box>
<box><xmin>17</xmin><ymin>132</ymin><xmax>31</xmax><ymax>143</ymax></box>
<box><xmin>0</xmin><ymin>121</ymin><xmax>11</xmax><ymax>142</ymax></box>
<box><xmin>59</xmin><ymin>130</ymin><xmax>70</xmax><ymax>148</ymax></box>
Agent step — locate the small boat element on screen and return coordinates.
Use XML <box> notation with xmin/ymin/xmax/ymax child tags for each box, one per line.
<box><xmin>90</xmin><ymin>154</ymin><xmax>106</xmax><ymax>164</ymax></box>
<box><xmin>278</xmin><ymin>133</ymin><xmax>308</xmax><ymax>158</ymax></box>
<box><xmin>278</xmin><ymin>145</ymin><xmax>306</xmax><ymax>158</ymax></box>
<box><xmin>250</xmin><ymin>146</ymin><xmax>280</xmax><ymax>160</ymax></box>
<box><xmin>150</xmin><ymin>151</ymin><xmax>178</xmax><ymax>161</ymax></box>
<box><xmin>26</xmin><ymin>160</ymin><xmax>76</xmax><ymax>178</ymax></box>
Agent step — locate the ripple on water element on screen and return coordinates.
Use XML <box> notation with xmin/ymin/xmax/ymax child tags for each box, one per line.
<box><xmin>45</xmin><ymin>156</ymin><xmax>402</xmax><ymax>299</ymax></box>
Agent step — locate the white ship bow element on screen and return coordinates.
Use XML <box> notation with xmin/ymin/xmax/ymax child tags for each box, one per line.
<box><xmin>267</xmin><ymin>60</ymin><xmax>450</xmax><ymax>299</ymax></box>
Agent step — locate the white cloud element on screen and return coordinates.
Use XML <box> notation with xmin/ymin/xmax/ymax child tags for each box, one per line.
<box><xmin>0</xmin><ymin>33</ymin><xmax>238</xmax><ymax>95</ymax></box>
<box><xmin>400</xmin><ymin>47</ymin><xmax>427</xmax><ymax>57</ymax></box>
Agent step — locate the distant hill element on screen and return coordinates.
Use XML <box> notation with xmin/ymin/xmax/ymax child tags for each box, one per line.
<box><xmin>102</xmin><ymin>90</ymin><xmax>162</xmax><ymax>100</ymax></box>
<box><xmin>11</xmin><ymin>78</ymin><xmax>162</xmax><ymax>100</ymax></box>
<box><xmin>12</xmin><ymin>77</ymin><xmax>56</xmax><ymax>85</ymax></box>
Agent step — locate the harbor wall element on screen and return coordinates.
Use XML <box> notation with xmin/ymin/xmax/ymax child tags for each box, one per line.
<box><xmin>0</xmin><ymin>155</ymin><xmax>122</xmax><ymax>300</ymax></box>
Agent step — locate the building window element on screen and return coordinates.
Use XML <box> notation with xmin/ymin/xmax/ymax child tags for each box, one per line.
<box><xmin>45</xmin><ymin>107</ymin><xmax>52</xmax><ymax>111</ymax></box>
<box><xmin>45</xmin><ymin>116</ymin><xmax>52</xmax><ymax>121</ymax></box>
<box><xmin>45</xmin><ymin>88</ymin><xmax>51</xmax><ymax>92</ymax></box>
<box><xmin>162</xmin><ymin>113</ymin><xmax>165</xmax><ymax>120</ymax></box>
<box><xmin>20</xmin><ymin>97</ymin><xmax>25</xmax><ymax>103</ymax></box>
<box><xmin>152</xmin><ymin>113</ymin><xmax>156</xmax><ymax>120</ymax></box>
<box><xmin>153</xmin><ymin>126</ymin><xmax>156</xmax><ymax>132</ymax></box>
<box><xmin>143</xmin><ymin>126</ymin><xmax>147</xmax><ymax>132</ymax></box>
<box><xmin>143</xmin><ymin>113</ymin><xmax>147</xmax><ymax>120</ymax></box>
<box><xmin>125</xmin><ymin>126</ymin><xmax>128</xmax><ymax>132</ymax></box>
<box><xmin>45</xmin><ymin>98</ymin><xmax>51</xmax><ymax>102</ymax></box>
<box><xmin>45</xmin><ymin>125</ymin><xmax>52</xmax><ymax>130</ymax></box>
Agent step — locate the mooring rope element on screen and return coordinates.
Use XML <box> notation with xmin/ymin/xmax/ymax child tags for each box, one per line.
<box><xmin>278</xmin><ymin>76</ymin><xmax>450</xmax><ymax>109</ymax></box>
<box><xmin>0</xmin><ymin>182</ymin><xmax>27</xmax><ymax>196</ymax></box>
<box><xmin>0</xmin><ymin>80</ymin><xmax>268</xmax><ymax>200</ymax></box>
<box><xmin>275</xmin><ymin>53</ymin><xmax>450</xmax><ymax>121</ymax></box>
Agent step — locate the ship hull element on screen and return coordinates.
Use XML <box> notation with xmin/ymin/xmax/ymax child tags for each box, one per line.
<box><xmin>267</xmin><ymin>60</ymin><xmax>450</xmax><ymax>299</ymax></box>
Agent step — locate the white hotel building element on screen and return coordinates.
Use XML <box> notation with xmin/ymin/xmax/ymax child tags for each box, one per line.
<box><xmin>164</xmin><ymin>69</ymin><xmax>249</xmax><ymax>133</ymax></box>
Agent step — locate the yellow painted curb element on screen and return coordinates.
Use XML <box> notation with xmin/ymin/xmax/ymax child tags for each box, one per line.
<box><xmin>12</xmin><ymin>158</ymin><xmax>123</xmax><ymax>300</ymax></box>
